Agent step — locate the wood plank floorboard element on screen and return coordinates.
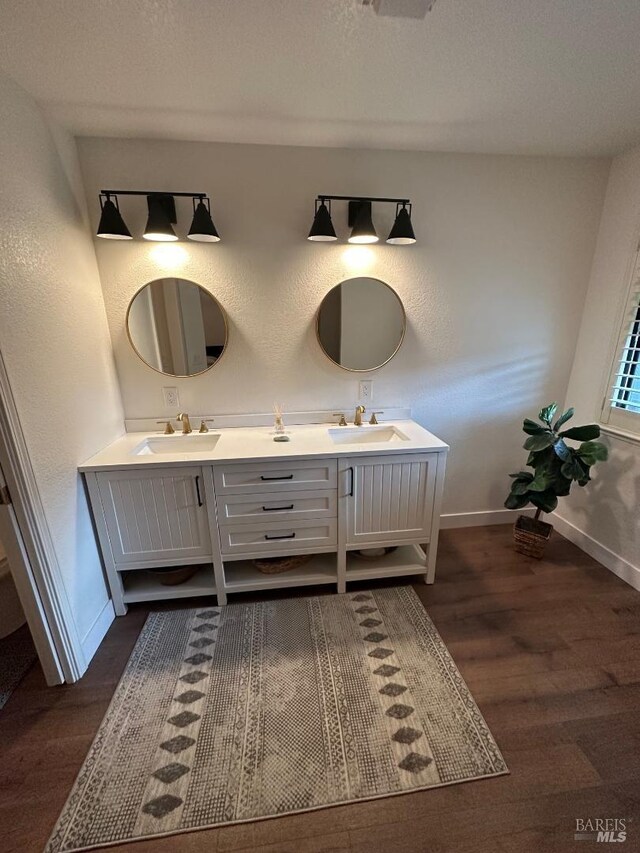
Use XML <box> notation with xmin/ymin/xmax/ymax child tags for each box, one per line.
<box><xmin>1</xmin><ymin>525</ymin><xmax>639</xmax><ymax>853</ymax></box>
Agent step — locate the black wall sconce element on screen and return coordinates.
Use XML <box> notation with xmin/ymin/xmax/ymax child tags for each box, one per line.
<box><xmin>307</xmin><ymin>195</ymin><xmax>416</xmax><ymax>245</ymax></box>
<box><xmin>97</xmin><ymin>190</ymin><xmax>220</xmax><ymax>242</ymax></box>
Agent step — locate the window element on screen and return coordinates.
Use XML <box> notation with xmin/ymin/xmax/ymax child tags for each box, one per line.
<box><xmin>602</xmin><ymin>242</ymin><xmax>640</xmax><ymax>435</ymax></box>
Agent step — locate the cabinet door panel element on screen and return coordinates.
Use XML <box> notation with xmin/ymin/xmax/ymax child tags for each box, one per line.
<box><xmin>345</xmin><ymin>454</ymin><xmax>436</xmax><ymax>546</ymax></box>
<box><xmin>97</xmin><ymin>467</ymin><xmax>212</xmax><ymax>565</ymax></box>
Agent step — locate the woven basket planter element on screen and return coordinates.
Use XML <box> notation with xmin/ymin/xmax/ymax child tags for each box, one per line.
<box><xmin>252</xmin><ymin>554</ymin><xmax>313</xmax><ymax>575</ymax></box>
<box><xmin>147</xmin><ymin>566</ymin><xmax>198</xmax><ymax>586</ymax></box>
<box><xmin>513</xmin><ymin>514</ymin><xmax>553</xmax><ymax>559</ymax></box>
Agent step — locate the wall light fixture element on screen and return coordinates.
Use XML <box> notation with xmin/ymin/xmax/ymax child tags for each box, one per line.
<box><xmin>96</xmin><ymin>190</ymin><xmax>221</xmax><ymax>242</ymax></box>
<box><xmin>307</xmin><ymin>195</ymin><xmax>416</xmax><ymax>245</ymax></box>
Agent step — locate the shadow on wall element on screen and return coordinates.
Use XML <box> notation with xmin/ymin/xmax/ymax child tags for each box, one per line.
<box><xmin>563</xmin><ymin>441</ymin><xmax>640</xmax><ymax>560</ymax></box>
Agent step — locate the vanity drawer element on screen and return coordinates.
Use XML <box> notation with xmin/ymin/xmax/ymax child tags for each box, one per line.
<box><xmin>217</xmin><ymin>489</ymin><xmax>337</xmax><ymax>525</ymax></box>
<box><xmin>214</xmin><ymin>459</ymin><xmax>337</xmax><ymax>494</ymax></box>
<box><xmin>219</xmin><ymin>518</ymin><xmax>337</xmax><ymax>556</ymax></box>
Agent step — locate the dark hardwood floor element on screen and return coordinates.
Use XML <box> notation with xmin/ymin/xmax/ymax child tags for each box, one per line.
<box><xmin>2</xmin><ymin>525</ymin><xmax>640</xmax><ymax>853</ymax></box>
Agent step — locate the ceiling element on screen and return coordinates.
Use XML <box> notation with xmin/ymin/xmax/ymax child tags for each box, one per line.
<box><xmin>1</xmin><ymin>0</ymin><xmax>640</xmax><ymax>156</ymax></box>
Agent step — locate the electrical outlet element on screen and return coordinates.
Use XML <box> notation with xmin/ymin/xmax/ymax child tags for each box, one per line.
<box><xmin>359</xmin><ymin>380</ymin><xmax>373</xmax><ymax>403</ymax></box>
<box><xmin>162</xmin><ymin>386</ymin><xmax>179</xmax><ymax>410</ymax></box>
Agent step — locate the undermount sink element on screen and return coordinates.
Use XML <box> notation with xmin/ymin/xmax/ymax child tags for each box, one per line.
<box><xmin>327</xmin><ymin>425</ymin><xmax>410</xmax><ymax>445</ymax></box>
<box><xmin>133</xmin><ymin>433</ymin><xmax>221</xmax><ymax>455</ymax></box>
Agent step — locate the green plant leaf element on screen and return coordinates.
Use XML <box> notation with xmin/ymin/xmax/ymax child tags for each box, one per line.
<box><xmin>528</xmin><ymin>471</ymin><xmax>553</xmax><ymax>491</ymax></box>
<box><xmin>553</xmin><ymin>408</ymin><xmax>574</xmax><ymax>431</ymax></box>
<box><xmin>529</xmin><ymin>490</ymin><xmax>558</xmax><ymax>513</ymax></box>
<box><xmin>553</xmin><ymin>438</ymin><xmax>571</xmax><ymax>461</ymax></box>
<box><xmin>577</xmin><ymin>441</ymin><xmax>609</xmax><ymax>465</ymax></box>
<box><xmin>524</xmin><ymin>432</ymin><xmax>555</xmax><ymax>452</ymax></box>
<box><xmin>528</xmin><ymin>446</ymin><xmax>556</xmax><ymax>470</ymax></box>
<box><xmin>538</xmin><ymin>402</ymin><xmax>558</xmax><ymax>425</ymax></box>
<box><xmin>505</xmin><ymin>493</ymin><xmax>530</xmax><ymax>510</ymax></box>
<box><xmin>508</xmin><ymin>471</ymin><xmax>535</xmax><ymax>496</ymax></box>
<box><xmin>559</xmin><ymin>424</ymin><xmax>601</xmax><ymax>441</ymax></box>
<box><xmin>523</xmin><ymin>418</ymin><xmax>545</xmax><ymax>435</ymax></box>
<box><xmin>561</xmin><ymin>455</ymin><xmax>589</xmax><ymax>482</ymax></box>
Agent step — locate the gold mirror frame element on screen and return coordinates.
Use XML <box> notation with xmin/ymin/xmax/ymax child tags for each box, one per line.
<box><xmin>315</xmin><ymin>278</ymin><xmax>406</xmax><ymax>372</ymax></box>
<box><xmin>126</xmin><ymin>278</ymin><xmax>229</xmax><ymax>378</ymax></box>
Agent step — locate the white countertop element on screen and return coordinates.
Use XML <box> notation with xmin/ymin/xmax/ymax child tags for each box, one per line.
<box><xmin>79</xmin><ymin>420</ymin><xmax>449</xmax><ymax>472</ymax></box>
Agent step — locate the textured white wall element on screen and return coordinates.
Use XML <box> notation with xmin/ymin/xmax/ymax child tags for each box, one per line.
<box><xmin>77</xmin><ymin>137</ymin><xmax>609</xmax><ymax>516</ymax></box>
<box><xmin>0</xmin><ymin>73</ymin><xmax>124</xmax><ymax>648</ymax></box>
<box><xmin>559</xmin><ymin>144</ymin><xmax>640</xmax><ymax>574</ymax></box>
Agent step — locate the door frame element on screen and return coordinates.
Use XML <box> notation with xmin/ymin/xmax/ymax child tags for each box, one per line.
<box><xmin>0</xmin><ymin>351</ymin><xmax>84</xmax><ymax>684</ymax></box>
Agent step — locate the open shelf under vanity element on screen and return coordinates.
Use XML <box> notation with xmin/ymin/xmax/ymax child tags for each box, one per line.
<box><xmin>118</xmin><ymin>546</ymin><xmax>428</xmax><ymax>605</ymax></box>
<box><xmin>222</xmin><ymin>553</ymin><xmax>338</xmax><ymax>593</ymax></box>
<box><xmin>345</xmin><ymin>544</ymin><xmax>427</xmax><ymax>582</ymax></box>
<box><xmin>121</xmin><ymin>565</ymin><xmax>217</xmax><ymax>604</ymax></box>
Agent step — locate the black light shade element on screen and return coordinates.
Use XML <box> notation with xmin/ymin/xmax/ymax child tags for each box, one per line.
<box><xmin>308</xmin><ymin>201</ymin><xmax>337</xmax><ymax>241</ymax></box>
<box><xmin>144</xmin><ymin>194</ymin><xmax>178</xmax><ymax>242</ymax></box>
<box><xmin>348</xmin><ymin>201</ymin><xmax>378</xmax><ymax>244</ymax></box>
<box><xmin>96</xmin><ymin>196</ymin><xmax>132</xmax><ymax>240</ymax></box>
<box><xmin>188</xmin><ymin>198</ymin><xmax>220</xmax><ymax>242</ymax></box>
<box><xmin>387</xmin><ymin>205</ymin><xmax>416</xmax><ymax>244</ymax></box>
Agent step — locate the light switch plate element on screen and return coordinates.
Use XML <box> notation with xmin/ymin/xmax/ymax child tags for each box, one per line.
<box><xmin>162</xmin><ymin>386</ymin><xmax>179</xmax><ymax>409</ymax></box>
<box><xmin>359</xmin><ymin>380</ymin><xmax>373</xmax><ymax>403</ymax></box>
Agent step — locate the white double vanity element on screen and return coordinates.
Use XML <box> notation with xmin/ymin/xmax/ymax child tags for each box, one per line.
<box><xmin>80</xmin><ymin>416</ymin><xmax>448</xmax><ymax>612</ymax></box>
<box><xmin>81</xmin><ymin>274</ymin><xmax>448</xmax><ymax>613</ymax></box>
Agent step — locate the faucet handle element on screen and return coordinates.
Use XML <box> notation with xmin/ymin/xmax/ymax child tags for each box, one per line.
<box><xmin>199</xmin><ymin>418</ymin><xmax>215</xmax><ymax>433</ymax></box>
<box><xmin>332</xmin><ymin>412</ymin><xmax>347</xmax><ymax>426</ymax></box>
<box><xmin>156</xmin><ymin>420</ymin><xmax>175</xmax><ymax>435</ymax></box>
<box><xmin>369</xmin><ymin>411</ymin><xmax>384</xmax><ymax>425</ymax></box>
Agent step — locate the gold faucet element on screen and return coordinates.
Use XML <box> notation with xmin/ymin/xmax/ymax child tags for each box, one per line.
<box><xmin>156</xmin><ymin>420</ymin><xmax>175</xmax><ymax>435</ymax></box>
<box><xmin>176</xmin><ymin>413</ymin><xmax>192</xmax><ymax>434</ymax></box>
<box><xmin>354</xmin><ymin>405</ymin><xmax>366</xmax><ymax>426</ymax></box>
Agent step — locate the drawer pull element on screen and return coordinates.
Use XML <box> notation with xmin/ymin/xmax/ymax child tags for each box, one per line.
<box><xmin>260</xmin><ymin>473</ymin><xmax>294</xmax><ymax>481</ymax></box>
<box><xmin>262</xmin><ymin>504</ymin><xmax>294</xmax><ymax>512</ymax></box>
<box><xmin>264</xmin><ymin>532</ymin><xmax>296</xmax><ymax>540</ymax></box>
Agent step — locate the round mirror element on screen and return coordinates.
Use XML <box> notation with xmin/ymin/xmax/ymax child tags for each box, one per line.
<box><xmin>316</xmin><ymin>278</ymin><xmax>405</xmax><ymax>371</ymax></box>
<box><xmin>126</xmin><ymin>278</ymin><xmax>228</xmax><ymax>376</ymax></box>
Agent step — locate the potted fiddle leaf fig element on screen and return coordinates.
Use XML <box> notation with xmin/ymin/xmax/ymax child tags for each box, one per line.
<box><xmin>505</xmin><ymin>403</ymin><xmax>608</xmax><ymax>558</ymax></box>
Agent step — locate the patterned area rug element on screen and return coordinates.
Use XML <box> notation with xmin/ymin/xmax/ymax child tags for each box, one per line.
<box><xmin>0</xmin><ymin>623</ymin><xmax>36</xmax><ymax>710</ymax></box>
<box><xmin>46</xmin><ymin>586</ymin><xmax>507</xmax><ymax>852</ymax></box>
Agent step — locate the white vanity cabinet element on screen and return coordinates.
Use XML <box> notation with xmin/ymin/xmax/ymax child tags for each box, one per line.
<box><xmin>214</xmin><ymin>460</ymin><xmax>339</xmax><ymax>592</ymax></box>
<box><xmin>82</xmin><ymin>430</ymin><xmax>447</xmax><ymax>614</ymax></box>
<box><xmin>340</xmin><ymin>454</ymin><xmax>437</xmax><ymax>546</ymax></box>
<box><xmin>95</xmin><ymin>467</ymin><xmax>213</xmax><ymax>565</ymax></box>
<box><xmin>85</xmin><ymin>466</ymin><xmax>223</xmax><ymax>616</ymax></box>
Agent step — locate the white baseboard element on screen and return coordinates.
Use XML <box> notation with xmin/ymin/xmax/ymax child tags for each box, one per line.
<box><xmin>440</xmin><ymin>508</ymin><xmax>535</xmax><ymax>529</ymax></box>
<box><xmin>79</xmin><ymin>599</ymin><xmax>115</xmax><ymax>675</ymax></box>
<box><xmin>552</xmin><ymin>514</ymin><xmax>640</xmax><ymax>592</ymax></box>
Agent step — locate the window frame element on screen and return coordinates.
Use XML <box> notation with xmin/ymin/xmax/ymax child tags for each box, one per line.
<box><xmin>600</xmin><ymin>238</ymin><xmax>640</xmax><ymax>439</ymax></box>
